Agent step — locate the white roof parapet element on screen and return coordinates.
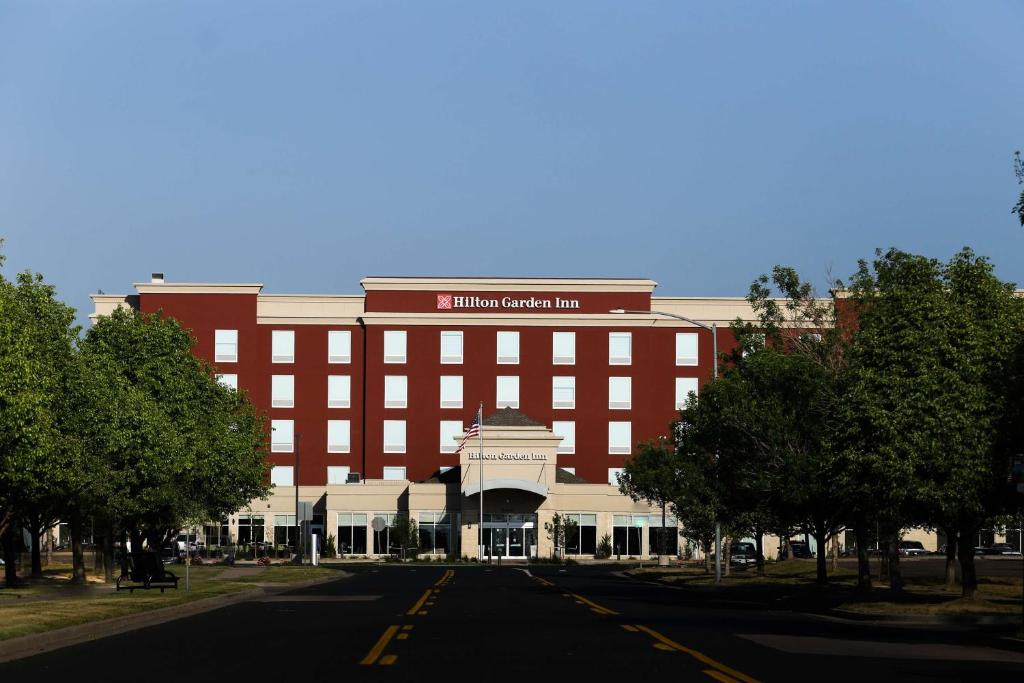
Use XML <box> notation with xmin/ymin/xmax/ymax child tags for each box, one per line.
<box><xmin>361</xmin><ymin>276</ymin><xmax>658</xmax><ymax>293</ymax></box>
<box><xmin>133</xmin><ymin>282</ymin><xmax>264</xmax><ymax>295</ymax></box>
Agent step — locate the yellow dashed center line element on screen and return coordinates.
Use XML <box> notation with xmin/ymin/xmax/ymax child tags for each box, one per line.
<box><xmin>379</xmin><ymin>654</ymin><xmax>397</xmax><ymax>666</ymax></box>
<box><xmin>703</xmin><ymin>669</ymin><xmax>742</xmax><ymax>683</ymax></box>
<box><xmin>360</xmin><ymin>625</ymin><xmax>400</xmax><ymax>666</ymax></box>
<box><xmin>565</xmin><ymin>592</ymin><xmax>618</xmax><ymax>615</ymax></box>
<box><xmin>407</xmin><ymin>589</ymin><xmax>434</xmax><ymax>616</ymax></box>
<box><xmin>633</xmin><ymin>624</ymin><xmax>760</xmax><ymax>683</ymax></box>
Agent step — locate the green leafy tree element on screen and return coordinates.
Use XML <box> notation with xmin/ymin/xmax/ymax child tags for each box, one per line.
<box><xmin>543</xmin><ymin>512</ymin><xmax>578</xmax><ymax>560</ymax></box>
<box><xmin>619</xmin><ymin>438</ymin><xmax>679</xmax><ymax>559</ymax></box>
<box><xmin>1013</xmin><ymin>151</ymin><xmax>1024</xmax><ymax>226</ymax></box>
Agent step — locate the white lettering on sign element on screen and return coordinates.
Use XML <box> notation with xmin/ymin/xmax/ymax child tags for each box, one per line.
<box><xmin>467</xmin><ymin>452</ymin><xmax>549</xmax><ymax>462</ymax></box>
<box><xmin>438</xmin><ymin>294</ymin><xmax>580</xmax><ymax>311</ymax></box>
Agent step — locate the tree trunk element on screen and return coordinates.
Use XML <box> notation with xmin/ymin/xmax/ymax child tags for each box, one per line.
<box><xmin>2</xmin><ymin>525</ymin><xmax>19</xmax><ymax>587</ymax></box>
<box><xmin>942</xmin><ymin>526</ymin><xmax>958</xmax><ymax>590</ymax></box>
<box><xmin>830</xmin><ymin>532</ymin><xmax>839</xmax><ymax>572</ymax></box>
<box><xmin>44</xmin><ymin>527</ymin><xmax>53</xmax><ymax>566</ymax></box>
<box><xmin>813</xmin><ymin>524</ymin><xmax>828</xmax><ymax>585</ymax></box>
<box><xmin>854</xmin><ymin>522</ymin><xmax>871</xmax><ymax>591</ymax></box>
<box><xmin>30</xmin><ymin>521</ymin><xmax>43</xmax><ymax>578</ymax></box>
<box><xmin>754</xmin><ymin>529</ymin><xmax>765</xmax><ymax>577</ymax></box>
<box><xmin>723</xmin><ymin>535</ymin><xmax>731</xmax><ymax>577</ymax></box>
<box><xmin>102</xmin><ymin>525</ymin><xmax>114</xmax><ymax>583</ymax></box>
<box><xmin>702</xmin><ymin>540</ymin><xmax>710</xmax><ymax>573</ymax></box>
<box><xmin>70</xmin><ymin>511</ymin><xmax>86</xmax><ymax>585</ymax></box>
<box><xmin>886</xmin><ymin>532</ymin><xmax>903</xmax><ymax>593</ymax></box>
<box><xmin>956</xmin><ymin>525</ymin><xmax>978</xmax><ymax>599</ymax></box>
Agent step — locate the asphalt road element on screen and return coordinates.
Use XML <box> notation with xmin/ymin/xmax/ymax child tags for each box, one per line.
<box><xmin>3</xmin><ymin>563</ymin><xmax>1022</xmax><ymax>682</ymax></box>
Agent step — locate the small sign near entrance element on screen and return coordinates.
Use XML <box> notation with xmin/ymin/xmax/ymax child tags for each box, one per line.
<box><xmin>371</xmin><ymin>517</ymin><xmax>387</xmax><ymax>533</ymax></box>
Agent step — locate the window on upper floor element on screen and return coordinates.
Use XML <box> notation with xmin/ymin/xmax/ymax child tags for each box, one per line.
<box><xmin>215</xmin><ymin>329</ymin><xmax>238</xmax><ymax>363</ymax></box>
<box><xmin>271</xmin><ymin>465</ymin><xmax>294</xmax><ymax>487</ymax></box>
<box><xmin>217</xmin><ymin>374</ymin><xmax>238</xmax><ymax>390</ymax></box>
<box><xmin>440</xmin><ymin>375</ymin><xmax>463</xmax><ymax>409</ymax></box>
<box><xmin>384</xmin><ymin>330</ymin><xmax>407</xmax><ymax>364</ymax></box>
<box><xmin>552</xmin><ymin>376</ymin><xmax>575</xmax><ymax>409</ymax></box>
<box><xmin>553</xmin><ymin>332</ymin><xmax>575</xmax><ymax>365</ymax></box>
<box><xmin>608</xmin><ymin>468</ymin><xmax>624</xmax><ymax>486</ymax></box>
<box><xmin>675</xmin><ymin>377</ymin><xmax>699</xmax><ymax>410</ymax></box>
<box><xmin>383</xmin><ymin>466</ymin><xmax>407</xmax><ymax>481</ymax></box>
<box><xmin>552</xmin><ymin>421</ymin><xmax>575</xmax><ymax>454</ymax></box>
<box><xmin>328</xmin><ymin>375</ymin><xmax>350</xmax><ymax>408</ymax></box>
<box><xmin>496</xmin><ymin>376</ymin><xmax>519</xmax><ymax>409</ymax></box>
<box><xmin>497</xmin><ymin>331</ymin><xmax>520</xmax><ymax>364</ymax></box>
<box><xmin>609</xmin><ymin>332</ymin><xmax>632</xmax><ymax>365</ymax></box>
<box><xmin>440</xmin><ymin>330</ymin><xmax>463</xmax><ymax>364</ymax></box>
<box><xmin>383</xmin><ymin>420</ymin><xmax>406</xmax><ymax>453</ymax></box>
<box><xmin>327</xmin><ymin>466</ymin><xmax>351</xmax><ymax>485</ymax></box>
<box><xmin>608</xmin><ymin>421</ymin><xmax>632</xmax><ymax>455</ymax></box>
<box><xmin>271</xmin><ymin>375</ymin><xmax>294</xmax><ymax>408</ymax></box>
<box><xmin>608</xmin><ymin>377</ymin><xmax>631</xmax><ymax>410</ymax></box>
<box><xmin>272</xmin><ymin>330</ymin><xmax>295</xmax><ymax>363</ymax></box>
<box><xmin>271</xmin><ymin>419</ymin><xmax>293</xmax><ymax>453</ymax></box>
<box><xmin>328</xmin><ymin>330</ymin><xmax>351</xmax><ymax>364</ymax></box>
<box><xmin>327</xmin><ymin>420</ymin><xmax>351</xmax><ymax>453</ymax></box>
<box><xmin>440</xmin><ymin>420</ymin><xmax>463</xmax><ymax>453</ymax></box>
<box><xmin>384</xmin><ymin>375</ymin><xmax>407</xmax><ymax>409</ymax></box>
<box><xmin>675</xmin><ymin>332</ymin><xmax>698</xmax><ymax>366</ymax></box>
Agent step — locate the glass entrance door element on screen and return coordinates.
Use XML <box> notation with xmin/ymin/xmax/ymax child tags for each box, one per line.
<box><xmin>491</xmin><ymin>528</ymin><xmax>507</xmax><ymax>557</ymax></box>
<box><xmin>482</xmin><ymin>514</ymin><xmax>536</xmax><ymax>558</ymax></box>
<box><xmin>508</xmin><ymin>527</ymin><xmax>524</xmax><ymax>557</ymax></box>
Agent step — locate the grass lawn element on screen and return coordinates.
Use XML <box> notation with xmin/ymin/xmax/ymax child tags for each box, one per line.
<box><xmin>0</xmin><ymin>562</ymin><xmax>343</xmax><ymax>641</ymax></box>
<box><xmin>629</xmin><ymin>560</ymin><xmax>1023</xmax><ymax>618</ymax></box>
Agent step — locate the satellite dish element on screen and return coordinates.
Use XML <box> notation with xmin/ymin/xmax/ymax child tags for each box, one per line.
<box><xmin>371</xmin><ymin>517</ymin><xmax>387</xmax><ymax>533</ymax></box>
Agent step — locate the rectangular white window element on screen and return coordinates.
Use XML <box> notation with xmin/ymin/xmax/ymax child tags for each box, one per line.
<box><xmin>215</xmin><ymin>329</ymin><xmax>238</xmax><ymax>363</ymax></box>
<box><xmin>217</xmin><ymin>374</ymin><xmax>238</xmax><ymax>390</ymax></box>
<box><xmin>608</xmin><ymin>468</ymin><xmax>624</xmax><ymax>486</ymax></box>
<box><xmin>497</xmin><ymin>331</ymin><xmax>520</xmax><ymax>364</ymax></box>
<box><xmin>271</xmin><ymin>419</ymin><xmax>294</xmax><ymax>453</ymax></box>
<box><xmin>439</xmin><ymin>420</ymin><xmax>463</xmax><ymax>453</ymax></box>
<box><xmin>328</xmin><ymin>375</ymin><xmax>351</xmax><ymax>408</ymax></box>
<box><xmin>608</xmin><ymin>421</ymin><xmax>632</xmax><ymax>455</ymax></box>
<box><xmin>383</xmin><ymin>466</ymin><xmax>407</xmax><ymax>481</ymax></box>
<box><xmin>384</xmin><ymin>330</ymin><xmax>407</xmax><ymax>364</ymax></box>
<box><xmin>383</xmin><ymin>420</ymin><xmax>406</xmax><ymax>453</ymax></box>
<box><xmin>496</xmin><ymin>376</ymin><xmax>519</xmax><ymax>409</ymax></box>
<box><xmin>271</xmin><ymin>465</ymin><xmax>294</xmax><ymax>487</ymax></box>
<box><xmin>271</xmin><ymin>375</ymin><xmax>294</xmax><ymax>408</ymax></box>
<box><xmin>552</xmin><ymin>332</ymin><xmax>575</xmax><ymax>365</ymax></box>
<box><xmin>675</xmin><ymin>377</ymin><xmax>700</xmax><ymax>410</ymax></box>
<box><xmin>328</xmin><ymin>330</ymin><xmax>352</xmax><ymax>364</ymax></box>
<box><xmin>552</xmin><ymin>376</ymin><xmax>575</xmax><ymax>409</ymax></box>
<box><xmin>384</xmin><ymin>375</ymin><xmax>408</xmax><ymax>408</ymax></box>
<box><xmin>552</xmin><ymin>421</ymin><xmax>575</xmax><ymax>454</ymax></box>
<box><xmin>327</xmin><ymin>466</ymin><xmax>351</xmax><ymax>485</ymax></box>
<box><xmin>272</xmin><ymin>330</ymin><xmax>295</xmax><ymax>363</ymax></box>
<box><xmin>609</xmin><ymin>332</ymin><xmax>632</xmax><ymax>365</ymax></box>
<box><xmin>562</xmin><ymin>467</ymin><xmax>576</xmax><ymax>475</ymax></box>
<box><xmin>440</xmin><ymin>331</ymin><xmax>463</xmax><ymax>364</ymax></box>
<box><xmin>676</xmin><ymin>332</ymin><xmax>699</xmax><ymax>366</ymax></box>
<box><xmin>439</xmin><ymin>375</ymin><xmax>463</xmax><ymax>409</ymax></box>
<box><xmin>327</xmin><ymin>420</ymin><xmax>351</xmax><ymax>453</ymax></box>
<box><xmin>608</xmin><ymin>377</ymin><xmax>631</xmax><ymax>410</ymax></box>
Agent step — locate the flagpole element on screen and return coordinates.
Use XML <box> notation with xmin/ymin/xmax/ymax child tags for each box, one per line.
<box><xmin>477</xmin><ymin>401</ymin><xmax>484</xmax><ymax>561</ymax></box>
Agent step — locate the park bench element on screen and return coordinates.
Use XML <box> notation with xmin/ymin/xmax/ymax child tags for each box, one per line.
<box><xmin>116</xmin><ymin>552</ymin><xmax>179</xmax><ymax>593</ymax></box>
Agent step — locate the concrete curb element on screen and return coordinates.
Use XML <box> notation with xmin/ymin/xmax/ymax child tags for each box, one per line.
<box><xmin>0</xmin><ymin>573</ymin><xmax>349</xmax><ymax>664</ymax></box>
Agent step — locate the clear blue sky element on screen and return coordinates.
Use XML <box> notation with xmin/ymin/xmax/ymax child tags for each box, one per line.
<box><xmin>2</xmin><ymin>2</ymin><xmax>1022</xmax><ymax>325</ymax></box>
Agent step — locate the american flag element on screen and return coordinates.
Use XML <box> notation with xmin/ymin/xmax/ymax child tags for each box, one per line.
<box><xmin>454</xmin><ymin>413</ymin><xmax>481</xmax><ymax>455</ymax></box>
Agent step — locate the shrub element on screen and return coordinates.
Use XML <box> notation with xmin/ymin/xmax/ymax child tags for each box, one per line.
<box><xmin>597</xmin><ymin>534</ymin><xmax>613</xmax><ymax>559</ymax></box>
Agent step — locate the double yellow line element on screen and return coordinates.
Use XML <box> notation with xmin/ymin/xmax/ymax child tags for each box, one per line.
<box><xmin>623</xmin><ymin>624</ymin><xmax>760</xmax><ymax>683</ymax></box>
<box><xmin>362</xmin><ymin>568</ymin><xmax>456</xmax><ymax>666</ymax></box>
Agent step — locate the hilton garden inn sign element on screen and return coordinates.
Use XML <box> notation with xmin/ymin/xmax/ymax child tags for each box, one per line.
<box><xmin>437</xmin><ymin>294</ymin><xmax>581</xmax><ymax>310</ymax></box>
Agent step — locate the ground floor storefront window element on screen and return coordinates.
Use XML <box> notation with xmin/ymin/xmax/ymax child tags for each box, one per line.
<box><xmin>337</xmin><ymin>513</ymin><xmax>367</xmax><ymax>555</ymax></box>
<box><xmin>273</xmin><ymin>514</ymin><xmax>297</xmax><ymax>549</ymax></box>
<box><xmin>418</xmin><ymin>512</ymin><xmax>452</xmax><ymax>555</ymax></box>
<box><xmin>564</xmin><ymin>513</ymin><xmax>597</xmax><ymax>555</ymax></box>
<box><xmin>203</xmin><ymin>520</ymin><xmax>230</xmax><ymax>547</ymax></box>
<box><xmin>372</xmin><ymin>513</ymin><xmax>398</xmax><ymax>555</ymax></box>
<box><xmin>238</xmin><ymin>515</ymin><xmax>264</xmax><ymax>544</ymax></box>
<box><xmin>613</xmin><ymin>514</ymin><xmax>645</xmax><ymax>557</ymax></box>
<box><xmin>647</xmin><ymin>515</ymin><xmax>678</xmax><ymax>556</ymax></box>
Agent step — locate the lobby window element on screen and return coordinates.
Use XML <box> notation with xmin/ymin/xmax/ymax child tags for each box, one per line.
<box><xmin>271</xmin><ymin>375</ymin><xmax>294</xmax><ymax>408</ymax></box>
<box><xmin>237</xmin><ymin>514</ymin><xmax>264</xmax><ymax>544</ymax></box>
<box><xmin>337</xmin><ymin>513</ymin><xmax>367</xmax><ymax>555</ymax></box>
<box><xmin>497</xmin><ymin>331</ymin><xmax>520</xmax><ymax>364</ymax></box>
<box><xmin>383</xmin><ymin>420</ymin><xmax>406</xmax><ymax>453</ymax></box>
<box><xmin>215</xmin><ymin>329</ymin><xmax>238</xmax><ymax>363</ymax></box>
<box><xmin>675</xmin><ymin>377</ymin><xmax>699</xmax><ymax>410</ymax></box>
<box><xmin>382</xmin><ymin>467</ymin><xmax>407</xmax><ymax>481</ymax></box>
<box><xmin>675</xmin><ymin>333</ymin><xmax>698</xmax><ymax>366</ymax></box>
<box><xmin>608</xmin><ymin>377</ymin><xmax>631</xmax><ymax>410</ymax></box>
<box><xmin>273</xmin><ymin>514</ymin><xmax>297</xmax><ymax>548</ymax></box>
<box><xmin>609</xmin><ymin>332</ymin><xmax>632</xmax><ymax>365</ymax></box>
<box><xmin>608</xmin><ymin>421</ymin><xmax>631</xmax><ymax>454</ymax></box>
<box><xmin>613</xmin><ymin>514</ymin><xmax>645</xmax><ymax>556</ymax></box>
<box><xmin>552</xmin><ymin>421</ymin><xmax>575</xmax><ymax>454</ymax></box>
<box><xmin>552</xmin><ymin>376</ymin><xmax>575</xmax><ymax>409</ymax></box>
<box><xmin>552</xmin><ymin>332</ymin><xmax>575</xmax><ymax>365</ymax></box>
<box><xmin>327</xmin><ymin>420</ymin><xmax>350</xmax><ymax>453</ymax></box>
<box><xmin>440</xmin><ymin>420</ymin><xmax>463</xmax><ymax>453</ymax></box>
<box><xmin>608</xmin><ymin>468</ymin><xmax>625</xmax><ymax>486</ymax></box>
<box><xmin>418</xmin><ymin>512</ymin><xmax>452</xmax><ymax>555</ymax></box>
<box><xmin>328</xmin><ymin>330</ymin><xmax>351</xmax><ymax>364</ymax></box>
<box><xmin>440</xmin><ymin>331</ymin><xmax>463</xmax><ymax>364</ymax></box>
<box><xmin>328</xmin><ymin>375</ymin><xmax>351</xmax><ymax>408</ymax></box>
<box><xmin>327</xmin><ymin>466</ymin><xmax>351</xmax><ymax>485</ymax></box>
<box><xmin>384</xmin><ymin>330</ymin><xmax>407</xmax><ymax>364</ymax></box>
<box><xmin>648</xmin><ymin>514</ymin><xmax>679</xmax><ymax>556</ymax></box>
<box><xmin>270</xmin><ymin>465</ymin><xmax>294</xmax><ymax>487</ymax></box>
<box><xmin>496</xmin><ymin>376</ymin><xmax>519</xmax><ymax>409</ymax></box>
<box><xmin>272</xmin><ymin>330</ymin><xmax>295</xmax><ymax>363</ymax></box>
<box><xmin>372</xmin><ymin>513</ymin><xmax>399</xmax><ymax>553</ymax></box>
<box><xmin>217</xmin><ymin>374</ymin><xmax>238</xmax><ymax>390</ymax></box>
<box><xmin>565</xmin><ymin>513</ymin><xmax>597</xmax><ymax>555</ymax></box>
<box><xmin>271</xmin><ymin>419</ymin><xmax>294</xmax><ymax>453</ymax></box>
<box><xmin>384</xmin><ymin>375</ymin><xmax>408</xmax><ymax>409</ymax></box>
<box><xmin>440</xmin><ymin>375</ymin><xmax>463</xmax><ymax>409</ymax></box>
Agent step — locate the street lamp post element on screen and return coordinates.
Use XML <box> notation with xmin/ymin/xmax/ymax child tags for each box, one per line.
<box><xmin>609</xmin><ymin>308</ymin><xmax>722</xmax><ymax>584</ymax></box>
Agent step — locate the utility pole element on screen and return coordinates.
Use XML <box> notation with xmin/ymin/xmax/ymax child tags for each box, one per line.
<box><xmin>294</xmin><ymin>433</ymin><xmax>302</xmax><ymax>563</ymax></box>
